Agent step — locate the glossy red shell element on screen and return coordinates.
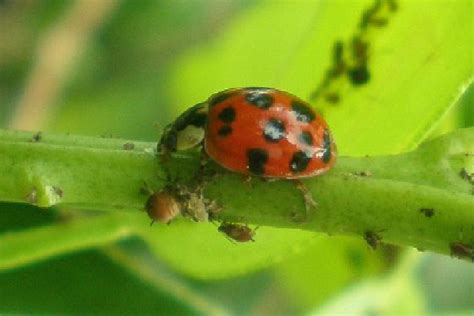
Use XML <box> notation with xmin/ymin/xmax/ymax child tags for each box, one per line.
<box><xmin>204</xmin><ymin>88</ymin><xmax>337</xmax><ymax>178</ymax></box>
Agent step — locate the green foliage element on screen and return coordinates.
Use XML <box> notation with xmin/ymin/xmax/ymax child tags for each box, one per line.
<box><xmin>170</xmin><ymin>0</ymin><xmax>472</xmax><ymax>155</ymax></box>
<box><xmin>0</xmin><ymin>0</ymin><xmax>473</xmax><ymax>314</ymax></box>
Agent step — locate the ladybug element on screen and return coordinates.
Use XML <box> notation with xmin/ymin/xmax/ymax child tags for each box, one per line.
<box><xmin>159</xmin><ymin>87</ymin><xmax>337</xmax><ymax>178</ymax></box>
<box><xmin>218</xmin><ymin>223</ymin><xmax>256</xmax><ymax>242</ymax></box>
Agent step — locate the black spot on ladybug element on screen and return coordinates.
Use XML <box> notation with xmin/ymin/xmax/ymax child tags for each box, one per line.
<box><xmin>291</xmin><ymin>102</ymin><xmax>316</xmax><ymax>123</ymax></box>
<box><xmin>246</xmin><ymin>92</ymin><xmax>273</xmax><ymax>109</ymax></box>
<box><xmin>348</xmin><ymin>64</ymin><xmax>370</xmax><ymax>85</ymax></box>
<box><xmin>322</xmin><ymin>129</ymin><xmax>332</xmax><ymax>163</ymax></box>
<box><xmin>290</xmin><ymin>151</ymin><xmax>311</xmax><ymax>173</ymax></box>
<box><xmin>419</xmin><ymin>208</ymin><xmax>435</xmax><ymax>218</ymax></box>
<box><xmin>209</xmin><ymin>91</ymin><xmax>234</xmax><ymax>108</ymax></box>
<box><xmin>218</xmin><ymin>106</ymin><xmax>236</xmax><ymax>123</ymax></box>
<box><xmin>298</xmin><ymin>131</ymin><xmax>313</xmax><ymax>146</ymax></box>
<box><xmin>218</xmin><ymin>125</ymin><xmax>232</xmax><ymax>136</ymax></box>
<box><xmin>247</xmin><ymin>148</ymin><xmax>269</xmax><ymax>175</ymax></box>
<box><xmin>263</xmin><ymin>118</ymin><xmax>285</xmax><ymax>143</ymax></box>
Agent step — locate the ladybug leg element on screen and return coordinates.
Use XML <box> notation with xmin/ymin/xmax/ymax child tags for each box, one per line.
<box><xmin>199</xmin><ymin>144</ymin><xmax>209</xmax><ymax>167</ymax></box>
<box><xmin>261</xmin><ymin>177</ymin><xmax>278</xmax><ymax>183</ymax></box>
<box><xmin>241</xmin><ymin>174</ymin><xmax>253</xmax><ymax>188</ymax></box>
<box><xmin>195</xmin><ymin>144</ymin><xmax>212</xmax><ymax>181</ymax></box>
<box><xmin>292</xmin><ymin>179</ymin><xmax>317</xmax><ymax>213</ymax></box>
<box><xmin>253</xmin><ymin>176</ymin><xmax>277</xmax><ymax>189</ymax></box>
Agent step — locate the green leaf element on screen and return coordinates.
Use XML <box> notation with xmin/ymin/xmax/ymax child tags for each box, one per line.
<box><xmin>0</xmin><ymin>249</ymin><xmax>199</xmax><ymax>314</ymax></box>
<box><xmin>312</xmin><ymin>252</ymin><xmax>427</xmax><ymax>315</ymax></box>
<box><xmin>274</xmin><ymin>235</ymin><xmax>387</xmax><ymax>309</ymax></box>
<box><xmin>170</xmin><ymin>0</ymin><xmax>472</xmax><ymax>155</ymax></box>
<box><xmin>1</xmin><ymin>0</ymin><xmax>472</xmax><ymax>284</ymax></box>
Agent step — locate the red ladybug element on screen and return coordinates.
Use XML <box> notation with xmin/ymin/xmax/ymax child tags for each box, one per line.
<box><xmin>159</xmin><ymin>87</ymin><xmax>337</xmax><ymax>178</ymax></box>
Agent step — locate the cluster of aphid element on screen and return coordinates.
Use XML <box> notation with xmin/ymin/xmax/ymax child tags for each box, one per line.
<box><xmin>144</xmin><ymin>184</ymin><xmax>256</xmax><ymax>242</ymax></box>
<box><xmin>145</xmin><ymin>87</ymin><xmax>337</xmax><ymax>242</ymax></box>
<box><xmin>310</xmin><ymin>0</ymin><xmax>398</xmax><ymax>104</ymax></box>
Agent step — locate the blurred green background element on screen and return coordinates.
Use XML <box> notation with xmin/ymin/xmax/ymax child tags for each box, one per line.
<box><xmin>0</xmin><ymin>0</ymin><xmax>473</xmax><ymax>315</ymax></box>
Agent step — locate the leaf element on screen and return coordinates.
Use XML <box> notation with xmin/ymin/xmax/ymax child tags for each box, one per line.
<box><xmin>311</xmin><ymin>252</ymin><xmax>427</xmax><ymax>315</ymax></box>
<box><xmin>141</xmin><ymin>222</ymin><xmax>318</xmax><ymax>279</ymax></box>
<box><xmin>274</xmin><ymin>235</ymin><xmax>387</xmax><ymax>309</ymax></box>
<box><xmin>0</xmin><ymin>249</ymin><xmax>196</xmax><ymax>314</ymax></box>
<box><xmin>170</xmin><ymin>0</ymin><xmax>473</xmax><ymax>155</ymax></box>
<box><xmin>1</xmin><ymin>0</ymin><xmax>472</xmax><ymax>283</ymax></box>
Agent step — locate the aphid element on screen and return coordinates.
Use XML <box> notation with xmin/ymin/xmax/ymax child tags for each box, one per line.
<box><xmin>30</xmin><ymin>131</ymin><xmax>42</xmax><ymax>142</ymax></box>
<box><xmin>450</xmin><ymin>241</ymin><xmax>474</xmax><ymax>261</ymax></box>
<box><xmin>218</xmin><ymin>223</ymin><xmax>256</xmax><ymax>243</ymax></box>
<box><xmin>143</xmin><ymin>182</ymin><xmax>215</xmax><ymax>225</ymax></box>
<box><xmin>180</xmin><ymin>187</ymin><xmax>209</xmax><ymax>222</ymax></box>
<box><xmin>145</xmin><ymin>189</ymin><xmax>180</xmax><ymax>225</ymax></box>
<box><xmin>459</xmin><ymin>168</ymin><xmax>474</xmax><ymax>184</ymax></box>
<box><xmin>353</xmin><ymin>170</ymin><xmax>372</xmax><ymax>177</ymax></box>
<box><xmin>419</xmin><ymin>208</ymin><xmax>435</xmax><ymax>218</ymax></box>
<box><xmin>347</xmin><ymin>64</ymin><xmax>370</xmax><ymax>85</ymax></box>
<box><xmin>52</xmin><ymin>186</ymin><xmax>63</xmax><ymax>198</ymax></box>
<box><xmin>364</xmin><ymin>230</ymin><xmax>383</xmax><ymax>250</ymax></box>
<box><xmin>159</xmin><ymin>87</ymin><xmax>337</xmax><ymax>179</ymax></box>
<box><xmin>123</xmin><ymin>142</ymin><xmax>135</xmax><ymax>150</ymax></box>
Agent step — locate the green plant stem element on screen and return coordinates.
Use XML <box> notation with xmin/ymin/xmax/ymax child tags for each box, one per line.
<box><xmin>0</xmin><ymin>129</ymin><xmax>473</xmax><ymax>260</ymax></box>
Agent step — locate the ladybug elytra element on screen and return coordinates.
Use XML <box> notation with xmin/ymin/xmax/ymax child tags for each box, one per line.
<box><xmin>159</xmin><ymin>87</ymin><xmax>337</xmax><ymax>178</ymax></box>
